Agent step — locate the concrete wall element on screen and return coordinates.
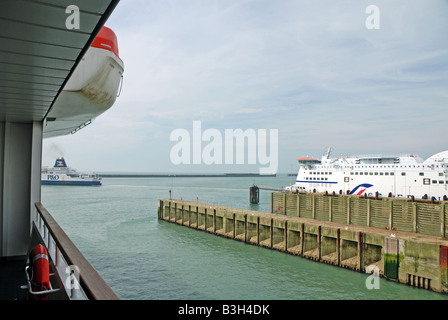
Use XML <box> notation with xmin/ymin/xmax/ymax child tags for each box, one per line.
<box><xmin>273</xmin><ymin>192</ymin><xmax>448</xmax><ymax>238</ymax></box>
<box><xmin>159</xmin><ymin>199</ymin><xmax>448</xmax><ymax>295</ymax></box>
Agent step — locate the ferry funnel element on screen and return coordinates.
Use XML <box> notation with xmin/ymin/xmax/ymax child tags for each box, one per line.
<box><xmin>54</xmin><ymin>158</ymin><xmax>67</xmax><ymax>168</ymax></box>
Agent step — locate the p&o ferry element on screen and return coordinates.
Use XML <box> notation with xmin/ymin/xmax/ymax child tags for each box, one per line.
<box><xmin>286</xmin><ymin>148</ymin><xmax>448</xmax><ymax>200</ymax></box>
<box><xmin>41</xmin><ymin>158</ymin><xmax>101</xmax><ymax>186</ymax></box>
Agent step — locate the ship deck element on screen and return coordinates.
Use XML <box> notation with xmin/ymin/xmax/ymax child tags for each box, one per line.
<box><xmin>0</xmin><ymin>256</ymin><xmax>27</xmax><ymax>300</ymax></box>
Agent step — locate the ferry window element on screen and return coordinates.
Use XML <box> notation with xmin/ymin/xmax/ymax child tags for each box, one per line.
<box><xmin>344</xmin><ymin>177</ymin><xmax>349</xmax><ymax>182</ymax></box>
<box><xmin>439</xmin><ymin>173</ymin><xmax>444</xmax><ymax>176</ymax></box>
<box><xmin>380</xmin><ymin>172</ymin><xmax>384</xmax><ymax>175</ymax></box>
<box><xmin>374</xmin><ymin>172</ymin><xmax>378</xmax><ymax>175</ymax></box>
<box><xmin>325</xmin><ymin>178</ymin><xmax>328</xmax><ymax>181</ymax></box>
<box><xmin>365</xmin><ymin>172</ymin><xmax>368</xmax><ymax>175</ymax></box>
<box><xmin>385</xmin><ymin>172</ymin><xmax>389</xmax><ymax>176</ymax></box>
<box><xmin>401</xmin><ymin>172</ymin><xmax>406</xmax><ymax>176</ymax></box>
<box><xmin>350</xmin><ymin>172</ymin><xmax>353</xmax><ymax>175</ymax></box>
<box><xmin>390</xmin><ymin>172</ymin><xmax>394</xmax><ymax>176</ymax></box>
<box><xmin>439</xmin><ymin>181</ymin><xmax>444</xmax><ymax>184</ymax></box>
<box><xmin>423</xmin><ymin>178</ymin><xmax>430</xmax><ymax>185</ymax></box>
<box><xmin>360</xmin><ymin>172</ymin><xmax>363</xmax><ymax>175</ymax></box>
<box><xmin>329</xmin><ymin>172</ymin><xmax>332</xmax><ymax>175</ymax></box>
<box><xmin>432</xmin><ymin>180</ymin><xmax>437</xmax><ymax>184</ymax></box>
<box><xmin>355</xmin><ymin>172</ymin><xmax>358</xmax><ymax>175</ymax></box>
<box><xmin>419</xmin><ymin>172</ymin><xmax>424</xmax><ymax>176</ymax></box>
<box><xmin>369</xmin><ymin>172</ymin><xmax>373</xmax><ymax>175</ymax></box>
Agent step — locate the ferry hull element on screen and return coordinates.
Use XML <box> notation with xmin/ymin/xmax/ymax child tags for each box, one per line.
<box><xmin>41</xmin><ymin>158</ymin><xmax>102</xmax><ymax>186</ymax></box>
<box><xmin>41</xmin><ymin>180</ymin><xmax>101</xmax><ymax>186</ymax></box>
<box><xmin>288</xmin><ymin>149</ymin><xmax>448</xmax><ymax>201</ymax></box>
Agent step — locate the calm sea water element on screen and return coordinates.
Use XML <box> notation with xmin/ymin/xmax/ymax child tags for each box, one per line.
<box><xmin>41</xmin><ymin>176</ymin><xmax>447</xmax><ymax>300</ymax></box>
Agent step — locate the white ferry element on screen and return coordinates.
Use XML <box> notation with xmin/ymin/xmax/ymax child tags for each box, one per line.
<box><xmin>286</xmin><ymin>148</ymin><xmax>448</xmax><ymax>200</ymax></box>
<box><xmin>41</xmin><ymin>158</ymin><xmax>101</xmax><ymax>186</ymax></box>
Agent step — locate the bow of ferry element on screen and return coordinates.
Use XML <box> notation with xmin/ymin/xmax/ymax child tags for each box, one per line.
<box><xmin>0</xmin><ymin>0</ymin><xmax>123</xmax><ymax>300</ymax></box>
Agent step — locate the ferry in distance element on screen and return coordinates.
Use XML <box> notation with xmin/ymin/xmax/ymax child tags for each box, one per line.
<box><xmin>41</xmin><ymin>158</ymin><xmax>101</xmax><ymax>186</ymax></box>
<box><xmin>286</xmin><ymin>148</ymin><xmax>448</xmax><ymax>200</ymax></box>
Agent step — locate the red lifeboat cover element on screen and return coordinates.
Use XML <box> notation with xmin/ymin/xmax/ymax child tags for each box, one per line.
<box><xmin>296</xmin><ymin>157</ymin><xmax>319</xmax><ymax>161</ymax></box>
<box><xmin>91</xmin><ymin>26</ymin><xmax>121</xmax><ymax>61</ymax></box>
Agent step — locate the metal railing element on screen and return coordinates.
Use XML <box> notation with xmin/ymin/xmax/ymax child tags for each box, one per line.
<box><xmin>33</xmin><ymin>202</ymin><xmax>119</xmax><ymax>300</ymax></box>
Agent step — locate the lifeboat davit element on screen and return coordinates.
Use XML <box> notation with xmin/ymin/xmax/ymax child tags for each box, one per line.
<box><xmin>44</xmin><ymin>26</ymin><xmax>125</xmax><ymax>138</ymax></box>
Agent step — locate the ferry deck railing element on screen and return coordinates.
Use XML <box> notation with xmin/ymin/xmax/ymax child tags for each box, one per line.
<box><xmin>32</xmin><ymin>202</ymin><xmax>119</xmax><ymax>300</ymax></box>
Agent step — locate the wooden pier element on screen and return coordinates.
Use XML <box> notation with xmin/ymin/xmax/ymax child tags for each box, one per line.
<box><xmin>158</xmin><ymin>192</ymin><xmax>448</xmax><ymax>295</ymax></box>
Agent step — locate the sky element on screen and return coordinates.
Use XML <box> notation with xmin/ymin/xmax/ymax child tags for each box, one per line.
<box><xmin>42</xmin><ymin>0</ymin><xmax>448</xmax><ymax>174</ymax></box>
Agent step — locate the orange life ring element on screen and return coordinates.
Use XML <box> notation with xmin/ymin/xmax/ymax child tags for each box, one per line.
<box><xmin>28</xmin><ymin>244</ymin><xmax>50</xmax><ymax>300</ymax></box>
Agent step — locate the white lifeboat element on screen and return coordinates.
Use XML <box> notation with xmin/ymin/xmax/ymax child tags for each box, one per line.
<box><xmin>43</xmin><ymin>26</ymin><xmax>124</xmax><ymax>138</ymax></box>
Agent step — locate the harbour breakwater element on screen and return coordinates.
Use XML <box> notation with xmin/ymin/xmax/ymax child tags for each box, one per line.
<box><xmin>158</xmin><ymin>192</ymin><xmax>448</xmax><ymax>295</ymax></box>
<box><xmin>99</xmin><ymin>173</ymin><xmax>276</xmax><ymax>178</ymax></box>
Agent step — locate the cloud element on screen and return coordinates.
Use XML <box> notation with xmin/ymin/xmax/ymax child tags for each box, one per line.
<box><xmin>43</xmin><ymin>0</ymin><xmax>448</xmax><ymax>172</ymax></box>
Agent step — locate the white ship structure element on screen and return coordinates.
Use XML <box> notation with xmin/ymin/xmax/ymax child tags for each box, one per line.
<box><xmin>43</xmin><ymin>26</ymin><xmax>124</xmax><ymax>138</ymax></box>
<box><xmin>41</xmin><ymin>158</ymin><xmax>101</xmax><ymax>186</ymax></box>
<box><xmin>286</xmin><ymin>148</ymin><xmax>448</xmax><ymax>200</ymax></box>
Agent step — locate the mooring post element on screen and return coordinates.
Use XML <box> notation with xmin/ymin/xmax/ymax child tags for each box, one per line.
<box><xmin>244</xmin><ymin>214</ymin><xmax>247</xmax><ymax>243</ymax></box>
<box><xmin>181</xmin><ymin>204</ymin><xmax>184</xmax><ymax>225</ymax></box>
<box><xmin>174</xmin><ymin>202</ymin><xmax>177</xmax><ymax>223</ymax></box>
<box><xmin>441</xmin><ymin>203</ymin><xmax>445</xmax><ymax>238</ymax></box>
<box><xmin>250</xmin><ymin>185</ymin><xmax>260</xmax><ymax>204</ymax></box>
<box><xmin>389</xmin><ymin>200</ymin><xmax>393</xmax><ymax>230</ymax></box>
<box><xmin>195</xmin><ymin>206</ymin><xmax>199</xmax><ymax>229</ymax></box>
<box><xmin>233</xmin><ymin>213</ymin><xmax>236</xmax><ymax>239</ymax></box>
<box><xmin>358</xmin><ymin>232</ymin><xmax>363</xmax><ymax>272</ymax></box>
<box><xmin>159</xmin><ymin>200</ymin><xmax>163</xmax><ymax>219</ymax></box>
<box><xmin>168</xmin><ymin>201</ymin><xmax>171</xmax><ymax>222</ymax></box>
<box><xmin>329</xmin><ymin>197</ymin><xmax>332</xmax><ymax>222</ymax></box>
<box><xmin>347</xmin><ymin>197</ymin><xmax>351</xmax><ymax>225</ymax></box>
<box><xmin>283</xmin><ymin>194</ymin><xmax>287</xmax><ymax>215</ymax></box>
<box><xmin>413</xmin><ymin>203</ymin><xmax>417</xmax><ymax>233</ymax></box>
<box><xmin>188</xmin><ymin>205</ymin><xmax>191</xmax><ymax>228</ymax></box>
<box><xmin>337</xmin><ymin>228</ymin><xmax>341</xmax><ymax>266</ymax></box>
<box><xmin>300</xmin><ymin>223</ymin><xmax>305</xmax><ymax>256</ymax></box>
<box><xmin>213</xmin><ymin>209</ymin><xmax>216</xmax><ymax>233</ymax></box>
<box><xmin>367</xmin><ymin>199</ymin><xmax>371</xmax><ymax>227</ymax></box>
<box><xmin>318</xmin><ymin>225</ymin><xmax>322</xmax><ymax>261</ymax></box>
